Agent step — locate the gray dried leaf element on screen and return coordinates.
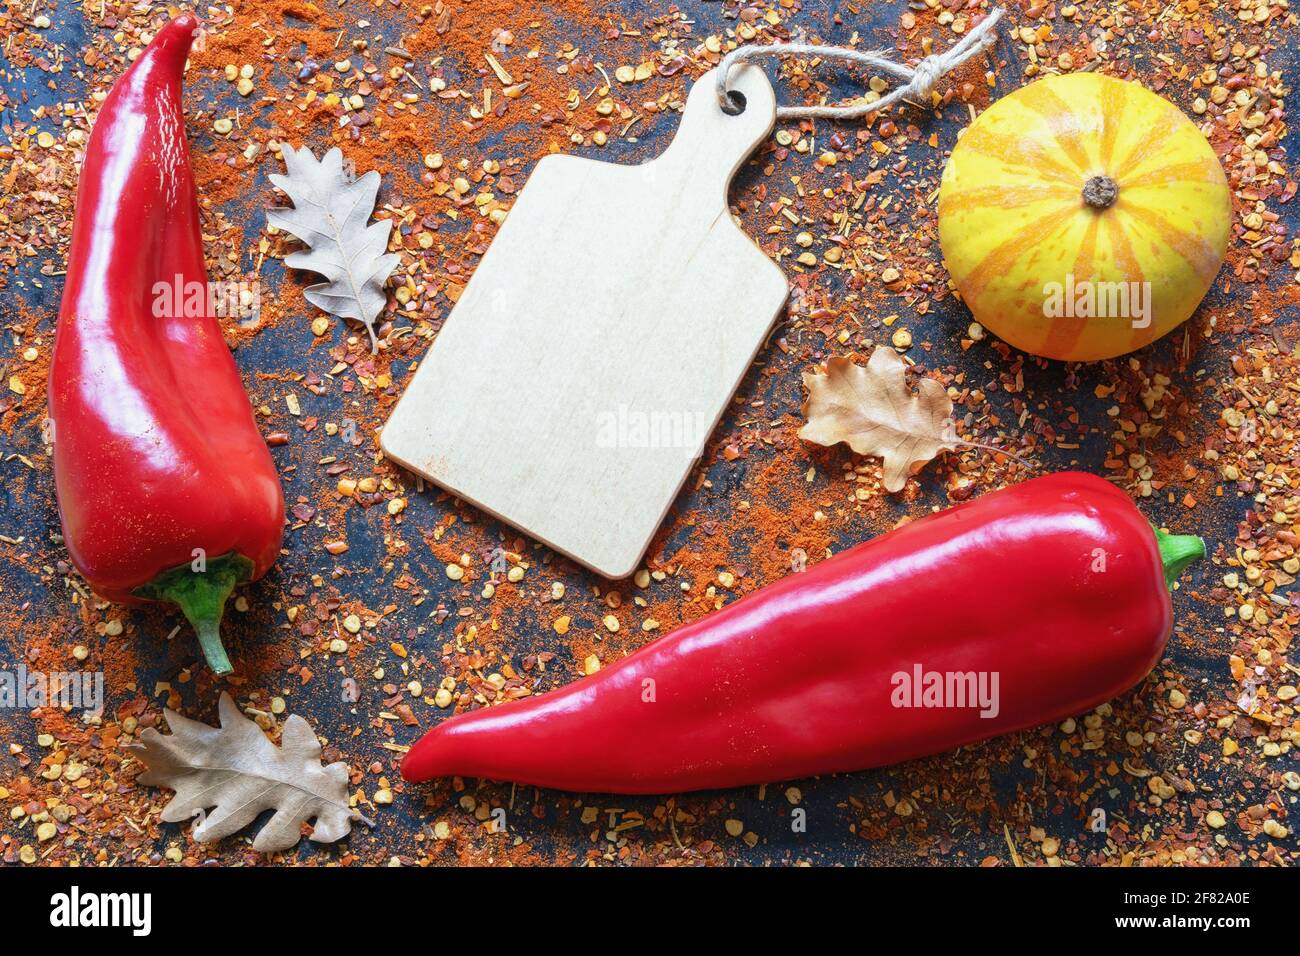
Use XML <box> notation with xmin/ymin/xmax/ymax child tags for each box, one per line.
<box><xmin>267</xmin><ymin>144</ymin><xmax>399</xmax><ymax>352</ymax></box>
<box><xmin>129</xmin><ymin>692</ymin><xmax>360</xmax><ymax>853</ymax></box>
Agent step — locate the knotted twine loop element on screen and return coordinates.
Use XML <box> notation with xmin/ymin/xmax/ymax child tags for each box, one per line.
<box><xmin>716</xmin><ymin>7</ymin><xmax>1004</xmax><ymax>119</ymax></box>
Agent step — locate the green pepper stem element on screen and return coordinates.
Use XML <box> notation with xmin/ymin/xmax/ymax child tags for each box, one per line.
<box><xmin>189</xmin><ymin>612</ymin><xmax>234</xmax><ymax>677</ymax></box>
<box><xmin>1152</xmin><ymin>526</ymin><xmax>1206</xmax><ymax>591</ymax></box>
<box><xmin>133</xmin><ymin>553</ymin><xmax>255</xmax><ymax>676</ymax></box>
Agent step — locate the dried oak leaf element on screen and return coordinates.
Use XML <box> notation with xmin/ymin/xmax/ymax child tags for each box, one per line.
<box><xmin>799</xmin><ymin>349</ymin><xmax>957</xmax><ymax>493</ymax></box>
<box><xmin>267</xmin><ymin>144</ymin><xmax>399</xmax><ymax>353</ymax></box>
<box><xmin>129</xmin><ymin>693</ymin><xmax>359</xmax><ymax>853</ymax></box>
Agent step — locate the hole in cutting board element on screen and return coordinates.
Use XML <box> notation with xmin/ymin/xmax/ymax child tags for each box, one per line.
<box><xmin>721</xmin><ymin>89</ymin><xmax>747</xmax><ymax>115</ymax></box>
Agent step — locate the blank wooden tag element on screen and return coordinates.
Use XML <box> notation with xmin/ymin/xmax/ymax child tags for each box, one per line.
<box><xmin>381</xmin><ymin>66</ymin><xmax>787</xmax><ymax>578</ymax></box>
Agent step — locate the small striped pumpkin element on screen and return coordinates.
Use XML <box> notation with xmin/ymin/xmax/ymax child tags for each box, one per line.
<box><xmin>938</xmin><ymin>73</ymin><xmax>1230</xmax><ymax>362</ymax></box>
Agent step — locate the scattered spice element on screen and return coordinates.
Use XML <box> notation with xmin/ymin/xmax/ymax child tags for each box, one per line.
<box><xmin>0</xmin><ymin>0</ymin><xmax>1294</xmax><ymax>867</ymax></box>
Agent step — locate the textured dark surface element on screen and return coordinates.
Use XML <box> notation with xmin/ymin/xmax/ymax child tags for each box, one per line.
<box><xmin>1</xmin><ymin>1</ymin><xmax>1296</xmax><ymax>866</ymax></box>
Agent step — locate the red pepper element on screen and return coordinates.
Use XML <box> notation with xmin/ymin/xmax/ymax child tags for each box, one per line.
<box><xmin>49</xmin><ymin>16</ymin><xmax>284</xmax><ymax>676</ymax></box>
<box><xmin>402</xmin><ymin>472</ymin><xmax>1203</xmax><ymax>793</ymax></box>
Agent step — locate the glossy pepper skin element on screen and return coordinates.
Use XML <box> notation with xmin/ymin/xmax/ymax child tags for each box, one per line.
<box><xmin>402</xmin><ymin>472</ymin><xmax>1203</xmax><ymax>793</ymax></box>
<box><xmin>49</xmin><ymin>16</ymin><xmax>284</xmax><ymax>675</ymax></box>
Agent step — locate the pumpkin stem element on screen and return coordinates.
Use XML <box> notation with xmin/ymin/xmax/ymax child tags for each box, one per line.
<box><xmin>1082</xmin><ymin>174</ymin><xmax>1119</xmax><ymax>210</ymax></box>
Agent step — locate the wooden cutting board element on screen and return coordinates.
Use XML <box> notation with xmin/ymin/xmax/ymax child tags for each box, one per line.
<box><xmin>381</xmin><ymin>65</ymin><xmax>788</xmax><ymax>578</ymax></box>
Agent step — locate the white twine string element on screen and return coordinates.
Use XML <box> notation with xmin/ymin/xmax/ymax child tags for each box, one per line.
<box><xmin>717</xmin><ymin>7</ymin><xmax>1004</xmax><ymax>119</ymax></box>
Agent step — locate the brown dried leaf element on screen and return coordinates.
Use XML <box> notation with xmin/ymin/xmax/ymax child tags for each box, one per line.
<box><xmin>129</xmin><ymin>693</ymin><xmax>357</xmax><ymax>853</ymax></box>
<box><xmin>799</xmin><ymin>349</ymin><xmax>957</xmax><ymax>493</ymax></box>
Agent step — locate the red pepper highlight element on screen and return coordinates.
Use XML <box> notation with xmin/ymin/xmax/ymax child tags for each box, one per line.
<box><xmin>402</xmin><ymin>472</ymin><xmax>1204</xmax><ymax>793</ymax></box>
<box><xmin>49</xmin><ymin>16</ymin><xmax>284</xmax><ymax>675</ymax></box>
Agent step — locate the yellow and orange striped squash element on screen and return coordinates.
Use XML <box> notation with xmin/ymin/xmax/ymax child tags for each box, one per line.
<box><xmin>938</xmin><ymin>73</ymin><xmax>1230</xmax><ymax>362</ymax></box>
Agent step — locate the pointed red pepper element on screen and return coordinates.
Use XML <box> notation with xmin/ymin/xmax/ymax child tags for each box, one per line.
<box><xmin>49</xmin><ymin>16</ymin><xmax>284</xmax><ymax>675</ymax></box>
<box><xmin>401</xmin><ymin>473</ymin><xmax>1204</xmax><ymax>793</ymax></box>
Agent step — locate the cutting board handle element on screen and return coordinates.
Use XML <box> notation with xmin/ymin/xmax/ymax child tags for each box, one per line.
<box><xmin>654</xmin><ymin>65</ymin><xmax>777</xmax><ymax>213</ymax></box>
